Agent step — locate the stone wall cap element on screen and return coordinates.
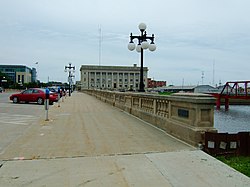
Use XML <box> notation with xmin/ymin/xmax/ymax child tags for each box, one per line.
<box><xmin>168</xmin><ymin>93</ymin><xmax>215</xmax><ymax>104</ymax></box>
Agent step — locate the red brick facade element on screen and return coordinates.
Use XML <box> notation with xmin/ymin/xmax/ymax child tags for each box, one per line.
<box><xmin>147</xmin><ymin>78</ymin><xmax>166</xmax><ymax>88</ymax></box>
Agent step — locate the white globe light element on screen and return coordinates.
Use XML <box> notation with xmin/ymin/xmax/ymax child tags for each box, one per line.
<box><xmin>149</xmin><ymin>43</ymin><xmax>156</xmax><ymax>51</ymax></box>
<box><xmin>128</xmin><ymin>42</ymin><xmax>135</xmax><ymax>51</ymax></box>
<box><xmin>141</xmin><ymin>41</ymin><xmax>149</xmax><ymax>49</ymax></box>
<box><xmin>136</xmin><ymin>44</ymin><xmax>142</xmax><ymax>52</ymax></box>
<box><xmin>138</xmin><ymin>23</ymin><xmax>147</xmax><ymax>31</ymax></box>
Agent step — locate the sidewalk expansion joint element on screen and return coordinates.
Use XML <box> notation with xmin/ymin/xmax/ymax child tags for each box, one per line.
<box><xmin>1</xmin><ymin>150</ymin><xmax>173</xmax><ymax>162</ymax></box>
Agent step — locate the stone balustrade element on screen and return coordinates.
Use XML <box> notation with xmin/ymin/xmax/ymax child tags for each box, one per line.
<box><xmin>82</xmin><ymin>89</ymin><xmax>217</xmax><ymax>147</ymax></box>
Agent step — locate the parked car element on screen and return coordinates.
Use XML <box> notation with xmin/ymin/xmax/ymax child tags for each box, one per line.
<box><xmin>0</xmin><ymin>87</ymin><xmax>3</xmax><ymax>93</ymax></box>
<box><xmin>9</xmin><ymin>88</ymin><xmax>58</xmax><ymax>105</ymax></box>
<box><xmin>47</xmin><ymin>87</ymin><xmax>57</xmax><ymax>93</ymax></box>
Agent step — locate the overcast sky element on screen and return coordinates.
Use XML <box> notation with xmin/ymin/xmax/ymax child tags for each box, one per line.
<box><xmin>0</xmin><ymin>0</ymin><xmax>250</xmax><ymax>86</ymax></box>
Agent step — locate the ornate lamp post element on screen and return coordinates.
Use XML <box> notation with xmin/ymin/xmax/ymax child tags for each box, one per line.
<box><xmin>128</xmin><ymin>23</ymin><xmax>156</xmax><ymax>92</ymax></box>
<box><xmin>64</xmin><ymin>63</ymin><xmax>75</xmax><ymax>96</ymax></box>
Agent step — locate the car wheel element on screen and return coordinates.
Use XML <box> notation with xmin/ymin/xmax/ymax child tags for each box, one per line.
<box><xmin>37</xmin><ymin>98</ymin><xmax>44</xmax><ymax>105</ymax></box>
<box><xmin>13</xmin><ymin>97</ymin><xmax>19</xmax><ymax>103</ymax></box>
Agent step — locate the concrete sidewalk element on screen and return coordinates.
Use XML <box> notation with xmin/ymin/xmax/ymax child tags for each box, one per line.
<box><xmin>0</xmin><ymin>92</ymin><xmax>249</xmax><ymax>186</ymax></box>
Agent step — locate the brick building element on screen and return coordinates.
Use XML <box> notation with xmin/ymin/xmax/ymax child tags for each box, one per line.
<box><xmin>147</xmin><ymin>78</ymin><xmax>166</xmax><ymax>88</ymax></box>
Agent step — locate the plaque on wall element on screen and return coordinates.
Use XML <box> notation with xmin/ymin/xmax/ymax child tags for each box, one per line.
<box><xmin>178</xmin><ymin>109</ymin><xmax>189</xmax><ymax>118</ymax></box>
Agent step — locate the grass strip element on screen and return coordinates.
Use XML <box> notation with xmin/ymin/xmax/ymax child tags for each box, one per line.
<box><xmin>216</xmin><ymin>156</ymin><xmax>250</xmax><ymax>177</ymax></box>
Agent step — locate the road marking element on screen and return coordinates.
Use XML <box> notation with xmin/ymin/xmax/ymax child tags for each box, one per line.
<box><xmin>0</xmin><ymin>113</ymin><xmax>39</xmax><ymax>125</ymax></box>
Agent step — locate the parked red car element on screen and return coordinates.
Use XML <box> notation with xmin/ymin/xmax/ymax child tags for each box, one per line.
<box><xmin>9</xmin><ymin>88</ymin><xmax>58</xmax><ymax>105</ymax></box>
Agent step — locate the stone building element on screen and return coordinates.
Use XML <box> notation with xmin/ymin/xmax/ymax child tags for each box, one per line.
<box><xmin>80</xmin><ymin>64</ymin><xmax>148</xmax><ymax>91</ymax></box>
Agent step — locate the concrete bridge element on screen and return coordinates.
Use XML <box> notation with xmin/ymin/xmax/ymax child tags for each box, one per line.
<box><xmin>0</xmin><ymin>92</ymin><xmax>249</xmax><ymax>186</ymax></box>
<box><xmin>84</xmin><ymin>89</ymin><xmax>217</xmax><ymax>146</ymax></box>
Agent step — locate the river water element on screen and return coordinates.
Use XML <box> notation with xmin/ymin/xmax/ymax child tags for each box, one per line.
<box><xmin>214</xmin><ymin>105</ymin><xmax>250</xmax><ymax>133</ymax></box>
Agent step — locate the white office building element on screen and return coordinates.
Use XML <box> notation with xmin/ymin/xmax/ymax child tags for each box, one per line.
<box><xmin>80</xmin><ymin>64</ymin><xmax>148</xmax><ymax>91</ymax></box>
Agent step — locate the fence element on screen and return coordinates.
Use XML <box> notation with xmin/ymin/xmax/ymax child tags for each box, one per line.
<box><xmin>204</xmin><ymin>131</ymin><xmax>250</xmax><ymax>156</ymax></box>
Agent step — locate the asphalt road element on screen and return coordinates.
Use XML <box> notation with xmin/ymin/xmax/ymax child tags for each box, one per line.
<box><xmin>0</xmin><ymin>91</ymin><xmax>45</xmax><ymax>155</ymax></box>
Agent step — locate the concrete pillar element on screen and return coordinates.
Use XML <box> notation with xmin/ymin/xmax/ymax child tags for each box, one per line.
<box><xmin>225</xmin><ymin>98</ymin><xmax>229</xmax><ymax>111</ymax></box>
<box><xmin>128</xmin><ymin>73</ymin><xmax>131</xmax><ymax>89</ymax></box>
<box><xmin>111</xmin><ymin>72</ymin><xmax>114</xmax><ymax>89</ymax></box>
<box><xmin>100</xmin><ymin>72</ymin><xmax>102</xmax><ymax>88</ymax></box>
<box><xmin>122</xmin><ymin>72</ymin><xmax>125</xmax><ymax>89</ymax></box>
<box><xmin>153</xmin><ymin>99</ymin><xmax>157</xmax><ymax>114</ymax></box>
<box><xmin>216</xmin><ymin>98</ymin><xmax>221</xmax><ymax>110</ymax></box>
<box><xmin>94</xmin><ymin>72</ymin><xmax>96</xmax><ymax>88</ymax></box>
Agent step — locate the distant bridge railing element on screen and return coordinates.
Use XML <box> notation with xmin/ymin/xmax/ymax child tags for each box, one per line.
<box><xmin>211</xmin><ymin>81</ymin><xmax>250</xmax><ymax>110</ymax></box>
<box><xmin>82</xmin><ymin>89</ymin><xmax>217</xmax><ymax>147</ymax></box>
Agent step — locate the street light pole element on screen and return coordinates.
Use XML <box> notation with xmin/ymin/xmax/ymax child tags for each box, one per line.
<box><xmin>140</xmin><ymin>45</ymin><xmax>144</xmax><ymax>92</ymax></box>
<box><xmin>128</xmin><ymin>23</ymin><xmax>156</xmax><ymax>92</ymax></box>
<box><xmin>65</xmin><ymin>63</ymin><xmax>75</xmax><ymax>97</ymax></box>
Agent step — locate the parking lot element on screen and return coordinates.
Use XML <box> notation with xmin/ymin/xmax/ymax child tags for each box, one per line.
<box><xmin>0</xmin><ymin>92</ymin><xmax>45</xmax><ymax>155</ymax></box>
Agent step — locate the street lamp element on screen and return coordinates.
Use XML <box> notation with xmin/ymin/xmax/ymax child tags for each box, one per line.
<box><xmin>64</xmin><ymin>63</ymin><xmax>75</xmax><ymax>96</ymax></box>
<box><xmin>128</xmin><ymin>23</ymin><xmax>156</xmax><ymax>92</ymax></box>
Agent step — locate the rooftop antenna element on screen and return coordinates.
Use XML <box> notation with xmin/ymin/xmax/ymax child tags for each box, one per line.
<box><xmin>98</xmin><ymin>25</ymin><xmax>102</xmax><ymax>66</ymax></box>
<box><xmin>182</xmin><ymin>78</ymin><xmax>184</xmax><ymax>90</ymax></box>
<box><xmin>201</xmin><ymin>71</ymin><xmax>205</xmax><ymax>85</ymax></box>
<box><xmin>212</xmin><ymin>59</ymin><xmax>215</xmax><ymax>86</ymax></box>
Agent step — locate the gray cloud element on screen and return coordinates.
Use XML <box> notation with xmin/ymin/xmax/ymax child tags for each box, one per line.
<box><xmin>0</xmin><ymin>0</ymin><xmax>250</xmax><ymax>84</ymax></box>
